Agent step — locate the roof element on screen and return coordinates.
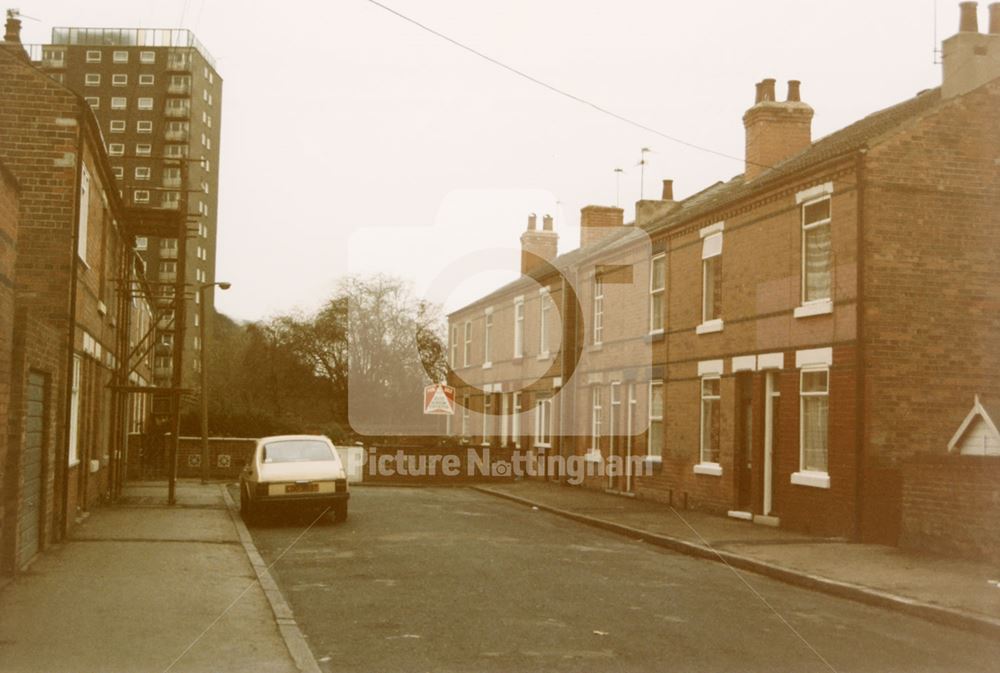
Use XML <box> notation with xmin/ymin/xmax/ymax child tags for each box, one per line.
<box><xmin>948</xmin><ymin>395</ymin><xmax>1000</xmax><ymax>454</ymax></box>
<box><xmin>449</xmin><ymin>86</ymin><xmax>947</xmax><ymax>318</ymax></box>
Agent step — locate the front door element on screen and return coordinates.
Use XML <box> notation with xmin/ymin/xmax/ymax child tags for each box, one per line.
<box><xmin>736</xmin><ymin>373</ymin><xmax>754</xmax><ymax>512</ymax></box>
<box><xmin>762</xmin><ymin>371</ymin><xmax>780</xmax><ymax>517</ymax></box>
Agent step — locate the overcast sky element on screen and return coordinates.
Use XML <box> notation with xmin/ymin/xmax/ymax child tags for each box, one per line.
<box><xmin>22</xmin><ymin>1</ymin><xmax>957</xmax><ymax>321</ymax></box>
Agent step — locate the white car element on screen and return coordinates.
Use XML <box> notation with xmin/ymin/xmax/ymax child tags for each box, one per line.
<box><xmin>240</xmin><ymin>435</ymin><xmax>350</xmax><ymax>523</ymax></box>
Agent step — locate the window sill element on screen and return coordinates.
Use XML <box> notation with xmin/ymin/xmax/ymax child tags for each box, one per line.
<box><xmin>68</xmin><ymin>459</ymin><xmax>81</xmax><ymax>469</ymax></box>
<box><xmin>790</xmin><ymin>470</ymin><xmax>830</xmax><ymax>489</ymax></box>
<box><xmin>696</xmin><ymin>319</ymin><xmax>724</xmax><ymax>335</ymax></box>
<box><xmin>482</xmin><ymin>362</ymin><xmax>492</xmax><ymax>370</ymax></box>
<box><xmin>644</xmin><ymin>455</ymin><xmax>662</xmax><ymax>464</ymax></box>
<box><xmin>644</xmin><ymin>330</ymin><xmax>665</xmax><ymax>344</ymax></box>
<box><xmin>534</xmin><ymin>443</ymin><xmax>551</xmax><ymax>450</ymax></box>
<box><xmin>584</xmin><ymin>449</ymin><xmax>602</xmax><ymax>463</ymax></box>
<box><xmin>693</xmin><ymin>462</ymin><xmax>723</xmax><ymax>476</ymax></box>
<box><xmin>512</xmin><ymin>356</ymin><xmax>524</xmax><ymax>364</ymax></box>
<box><xmin>794</xmin><ymin>300</ymin><xmax>832</xmax><ymax>319</ymax></box>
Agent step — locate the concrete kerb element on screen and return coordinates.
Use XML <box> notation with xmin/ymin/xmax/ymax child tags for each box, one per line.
<box><xmin>472</xmin><ymin>485</ymin><xmax>1000</xmax><ymax>640</ymax></box>
<box><xmin>219</xmin><ymin>485</ymin><xmax>322</xmax><ymax>673</ymax></box>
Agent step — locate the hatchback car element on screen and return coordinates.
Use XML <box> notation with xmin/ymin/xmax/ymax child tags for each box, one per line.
<box><xmin>239</xmin><ymin>435</ymin><xmax>349</xmax><ymax>523</ymax></box>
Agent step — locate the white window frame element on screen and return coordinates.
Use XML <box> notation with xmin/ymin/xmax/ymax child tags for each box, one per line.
<box><xmin>539</xmin><ymin>288</ymin><xmax>552</xmax><ymax>358</ymax></box>
<box><xmin>139</xmin><ymin>74</ymin><xmax>155</xmax><ymax>86</ymax></box>
<box><xmin>482</xmin><ymin>393</ymin><xmax>493</xmax><ymax>446</ymax></box>
<box><xmin>77</xmin><ymin>165</ymin><xmax>90</xmax><ymax>263</ymax></box>
<box><xmin>85</xmin><ymin>50</ymin><xmax>101</xmax><ymax>63</ymax></box>
<box><xmin>136</xmin><ymin>144</ymin><xmax>152</xmax><ymax>156</ymax></box>
<box><xmin>461</xmin><ymin>395</ymin><xmax>470</xmax><ymax>437</ymax></box>
<box><xmin>107</xmin><ymin>143</ymin><xmax>124</xmax><ymax>157</ymax></box>
<box><xmin>796</xmin><ymin>194</ymin><xmax>834</xmax><ymax>318</ymax></box>
<box><xmin>512</xmin><ymin>392</ymin><xmax>522</xmax><ymax>448</ymax></box>
<box><xmin>592</xmin><ymin>273</ymin><xmax>604</xmax><ymax>345</ymax></box>
<box><xmin>133</xmin><ymin>190</ymin><xmax>150</xmax><ymax>204</ymax></box>
<box><xmin>698</xmin><ymin>229</ymin><xmax>724</xmax><ymax>334</ymax></box>
<box><xmin>137</xmin><ymin>120</ymin><xmax>153</xmax><ymax>134</ymax></box>
<box><xmin>450</xmin><ymin>325</ymin><xmax>458</xmax><ymax>368</ymax></box>
<box><xmin>84</xmin><ymin>73</ymin><xmax>100</xmax><ymax>86</ymax></box>
<box><xmin>649</xmin><ymin>253</ymin><xmax>666</xmax><ymax>333</ymax></box>
<box><xmin>463</xmin><ymin>321</ymin><xmax>472</xmax><ymax>367</ymax></box>
<box><xmin>112</xmin><ymin>166</ymin><xmax>124</xmax><ymax>179</ymax></box>
<box><xmin>138</xmin><ymin>97</ymin><xmax>154</xmax><ymax>111</ymax></box>
<box><xmin>696</xmin><ymin>375</ymin><xmax>723</xmax><ymax>475</ymax></box>
<box><xmin>139</xmin><ymin>50</ymin><xmax>155</xmax><ymax>64</ymax></box>
<box><xmin>793</xmin><ymin>365</ymin><xmax>831</xmax><ymax>488</ymax></box>
<box><xmin>109</xmin><ymin>120</ymin><xmax>126</xmax><ymax>133</ymax></box>
<box><xmin>112</xmin><ymin>73</ymin><xmax>128</xmax><ymax>87</ymax></box>
<box><xmin>483</xmin><ymin>309</ymin><xmax>493</xmax><ymax>369</ymax></box>
<box><xmin>68</xmin><ymin>355</ymin><xmax>82</xmax><ymax>466</ymax></box>
<box><xmin>648</xmin><ymin>380</ymin><xmax>664</xmax><ymax>460</ymax></box>
<box><xmin>111</xmin><ymin>97</ymin><xmax>127</xmax><ymax>110</ymax></box>
<box><xmin>513</xmin><ymin>297</ymin><xmax>525</xmax><ymax>358</ymax></box>
<box><xmin>535</xmin><ymin>396</ymin><xmax>552</xmax><ymax>448</ymax></box>
<box><xmin>112</xmin><ymin>50</ymin><xmax>128</xmax><ymax>63</ymax></box>
<box><xmin>85</xmin><ymin>97</ymin><xmax>99</xmax><ymax>109</ymax></box>
<box><xmin>134</xmin><ymin>167</ymin><xmax>151</xmax><ymax>180</ymax></box>
<box><xmin>591</xmin><ymin>386</ymin><xmax>602</xmax><ymax>451</ymax></box>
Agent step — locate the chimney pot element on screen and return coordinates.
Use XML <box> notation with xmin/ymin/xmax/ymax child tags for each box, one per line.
<box><xmin>527</xmin><ymin>213</ymin><xmax>537</xmax><ymax>231</ymax></box>
<box><xmin>959</xmin><ymin>1</ymin><xmax>979</xmax><ymax>32</ymax></box>
<box><xmin>4</xmin><ymin>12</ymin><xmax>22</xmax><ymax>44</ymax></box>
<box><xmin>754</xmin><ymin>81</ymin><xmax>764</xmax><ymax>104</ymax></box>
<box><xmin>787</xmin><ymin>80</ymin><xmax>801</xmax><ymax>102</ymax></box>
<box><xmin>542</xmin><ymin>214</ymin><xmax>553</xmax><ymax>231</ymax></box>
<box><xmin>990</xmin><ymin>2</ymin><xmax>1000</xmax><ymax>33</ymax></box>
<box><xmin>761</xmin><ymin>78</ymin><xmax>777</xmax><ymax>102</ymax></box>
<box><xmin>661</xmin><ymin>179</ymin><xmax>674</xmax><ymax>201</ymax></box>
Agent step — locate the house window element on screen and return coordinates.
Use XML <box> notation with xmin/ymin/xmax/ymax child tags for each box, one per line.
<box><xmin>159</xmin><ymin>261</ymin><xmax>176</xmax><ymax>274</ymax></box>
<box><xmin>113</xmin><ymin>50</ymin><xmax>128</xmax><ymax>63</ymax></box>
<box><xmin>535</xmin><ymin>396</ymin><xmax>552</xmax><ymax>447</ymax></box>
<box><xmin>86</xmin><ymin>50</ymin><xmax>102</xmax><ymax>63</ymax></box>
<box><xmin>85</xmin><ymin>97</ymin><xmax>99</xmax><ymax>109</ymax></box>
<box><xmin>592</xmin><ymin>274</ymin><xmax>604</xmax><ymax>345</ymax></box>
<box><xmin>649</xmin><ymin>254</ymin><xmax>666</xmax><ymax>332</ymax></box>
<box><xmin>591</xmin><ymin>387</ymin><xmax>602</xmax><ymax>451</ymax></box>
<box><xmin>111</xmin><ymin>97</ymin><xmax>127</xmax><ymax>110</ymax></box>
<box><xmin>112</xmin><ymin>166</ymin><xmax>124</xmax><ymax>179</ymax></box>
<box><xmin>78</xmin><ymin>165</ymin><xmax>90</xmax><ymax>262</ymax></box>
<box><xmin>463</xmin><ymin>321</ymin><xmax>472</xmax><ymax>367</ymax></box>
<box><xmin>461</xmin><ymin>395</ymin><xmax>470</xmax><ymax>437</ymax></box>
<box><xmin>137</xmin><ymin>120</ymin><xmax>153</xmax><ymax>134</ymax></box>
<box><xmin>140</xmin><ymin>51</ymin><xmax>155</xmax><ymax>64</ymax></box>
<box><xmin>802</xmin><ymin>197</ymin><xmax>832</xmax><ymax>303</ymax></box>
<box><xmin>512</xmin><ymin>392</ymin><xmax>522</xmax><ymax>448</ymax></box>
<box><xmin>139</xmin><ymin>74</ymin><xmax>155</xmax><ymax>85</ymax></box>
<box><xmin>700</xmin><ymin>376</ymin><xmax>721</xmax><ymax>464</ymax></box>
<box><xmin>136</xmin><ymin>144</ymin><xmax>152</xmax><ymax>156</ymax></box>
<box><xmin>539</xmin><ymin>289</ymin><xmax>552</xmax><ymax>356</ymax></box>
<box><xmin>84</xmin><ymin>73</ymin><xmax>100</xmax><ymax>86</ymax></box>
<box><xmin>483</xmin><ymin>310</ymin><xmax>493</xmax><ymax>367</ymax></box>
<box><xmin>110</xmin><ymin>120</ymin><xmax>126</xmax><ymax>133</ymax></box>
<box><xmin>165</xmin><ymin>145</ymin><xmax>187</xmax><ymax>158</ymax></box>
<box><xmin>450</xmin><ymin>325</ymin><xmax>458</xmax><ymax>368</ymax></box>
<box><xmin>134</xmin><ymin>167</ymin><xmax>151</xmax><ymax>180</ymax></box>
<box><xmin>138</xmin><ymin>97</ymin><xmax>154</xmax><ymax>110</ymax></box>
<box><xmin>112</xmin><ymin>73</ymin><xmax>127</xmax><ymax>87</ymax></box>
<box><xmin>800</xmin><ymin>368</ymin><xmax>829</xmax><ymax>473</ymax></box>
<box><xmin>482</xmin><ymin>394</ymin><xmax>493</xmax><ymax>445</ymax></box>
<box><xmin>513</xmin><ymin>298</ymin><xmax>525</xmax><ymax>358</ymax></box>
<box><xmin>701</xmin><ymin>232</ymin><xmax>723</xmax><ymax>328</ymax></box>
<box><xmin>649</xmin><ymin>381</ymin><xmax>664</xmax><ymax>458</ymax></box>
<box><xmin>134</xmin><ymin>190</ymin><xmax>150</xmax><ymax>204</ymax></box>
<box><xmin>135</xmin><ymin>237</ymin><xmax>147</xmax><ymax>250</ymax></box>
<box><xmin>68</xmin><ymin>356</ymin><xmax>82</xmax><ymax>465</ymax></box>
<box><xmin>108</xmin><ymin>143</ymin><xmax>124</xmax><ymax>156</ymax></box>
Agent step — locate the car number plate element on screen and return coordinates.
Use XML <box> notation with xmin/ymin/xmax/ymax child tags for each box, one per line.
<box><xmin>285</xmin><ymin>482</ymin><xmax>318</xmax><ymax>494</ymax></box>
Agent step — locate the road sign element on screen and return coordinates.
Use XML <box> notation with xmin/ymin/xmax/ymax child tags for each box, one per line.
<box><xmin>424</xmin><ymin>383</ymin><xmax>456</xmax><ymax>415</ymax></box>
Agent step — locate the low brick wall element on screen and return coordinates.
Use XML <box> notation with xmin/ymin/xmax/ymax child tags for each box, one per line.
<box><xmin>363</xmin><ymin>445</ymin><xmax>517</xmax><ymax>485</ymax></box>
<box><xmin>901</xmin><ymin>453</ymin><xmax>1000</xmax><ymax>561</ymax></box>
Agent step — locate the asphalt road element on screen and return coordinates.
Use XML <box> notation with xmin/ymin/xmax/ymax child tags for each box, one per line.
<box><xmin>236</xmin><ymin>485</ymin><xmax>1000</xmax><ymax>673</ymax></box>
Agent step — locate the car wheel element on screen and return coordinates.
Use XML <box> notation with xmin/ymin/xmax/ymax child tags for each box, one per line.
<box><xmin>333</xmin><ymin>502</ymin><xmax>348</xmax><ymax>523</ymax></box>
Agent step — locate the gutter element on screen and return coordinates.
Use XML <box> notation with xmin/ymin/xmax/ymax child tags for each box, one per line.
<box><xmin>59</xmin><ymin>110</ymin><xmax>84</xmax><ymax>540</ymax></box>
<box><xmin>853</xmin><ymin>148</ymin><xmax>868</xmax><ymax>542</ymax></box>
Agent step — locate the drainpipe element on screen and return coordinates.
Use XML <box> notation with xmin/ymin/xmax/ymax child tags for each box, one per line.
<box><xmin>853</xmin><ymin>148</ymin><xmax>868</xmax><ymax>542</ymax></box>
<box><xmin>59</xmin><ymin>111</ymin><xmax>85</xmax><ymax>540</ymax></box>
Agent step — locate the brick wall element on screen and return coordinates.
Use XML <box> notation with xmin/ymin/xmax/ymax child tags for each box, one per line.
<box><xmin>0</xmin><ymin>163</ymin><xmax>18</xmax><ymax>572</ymax></box>
<box><xmin>901</xmin><ymin>453</ymin><xmax>1000</xmax><ymax>561</ymax></box>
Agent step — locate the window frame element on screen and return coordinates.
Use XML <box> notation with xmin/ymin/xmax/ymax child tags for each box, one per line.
<box><xmin>77</xmin><ymin>165</ymin><xmax>90</xmax><ymax>263</ymax></box>
<box><xmin>483</xmin><ymin>309</ymin><xmax>493</xmax><ymax>368</ymax></box>
<box><xmin>463</xmin><ymin>321</ymin><xmax>472</xmax><ymax>368</ymax></box>
<box><xmin>794</xmin><ymin>366</ymin><xmax>831</xmax><ymax>487</ymax></box>
<box><xmin>139</xmin><ymin>50</ymin><xmax>156</xmax><ymax>64</ymax></box>
<box><xmin>137</xmin><ymin>97</ymin><xmax>154</xmax><ymax>111</ymax></box>
<box><xmin>85</xmin><ymin>50</ymin><xmax>102</xmax><ymax>63</ymax></box>
<box><xmin>512</xmin><ymin>392</ymin><xmax>522</xmax><ymax>448</ymax></box>
<box><xmin>109</xmin><ymin>120</ymin><xmax>126</xmax><ymax>133</ymax></box>
<box><xmin>698</xmin><ymin>375</ymin><xmax>722</xmax><ymax>468</ymax></box>
<box><xmin>539</xmin><ymin>288</ymin><xmax>552</xmax><ymax>358</ymax></box>
<box><xmin>137</xmin><ymin>120</ymin><xmax>153</xmax><ymax>134</ymax></box>
<box><xmin>513</xmin><ymin>297</ymin><xmax>525</xmax><ymax>358</ymax></box>
<box><xmin>450</xmin><ymin>324</ymin><xmax>458</xmax><ymax>369</ymax></box>
<box><xmin>110</xmin><ymin>97</ymin><xmax>127</xmax><ymax>110</ymax></box>
<box><xmin>113</xmin><ymin>50</ymin><xmax>128</xmax><ymax>63</ymax></box>
<box><xmin>68</xmin><ymin>355</ymin><xmax>82</xmax><ymax>466</ymax></box>
<box><xmin>592</xmin><ymin>273</ymin><xmax>604</xmax><ymax>345</ymax></box>
<box><xmin>591</xmin><ymin>386</ymin><xmax>602</xmax><ymax>451</ymax></box>
<box><xmin>133</xmin><ymin>189</ymin><xmax>150</xmax><ymax>204</ymax></box>
<box><xmin>649</xmin><ymin>253</ymin><xmax>666</xmax><ymax>333</ymax></box>
<box><xmin>800</xmin><ymin>195</ymin><xmax>833</xmax><ymax>305</ymax></box>
<box><xmin>648</xmin><ymin>380</ymin><xmax>664</xmax><ymax>459</ymax></box>
<box><xmin>112</xmin><ymin>73</ymin><xmax>128</xmax><ymax>87</ymax></box>
<box><xmin>534</xmin><ymin>396</ymin><xmax>552</xmax><ymax>448</ymax></box>
<box><xmin>84</xmin><ymin>73</ymin><xmax>100</xmax><ymax>86</ymax></box>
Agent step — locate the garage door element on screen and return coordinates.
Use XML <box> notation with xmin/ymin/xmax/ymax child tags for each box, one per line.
<box><xmin>18</xmin><ymin>372</ymin><xmax>45</xmax><ymax>568</ymax></box>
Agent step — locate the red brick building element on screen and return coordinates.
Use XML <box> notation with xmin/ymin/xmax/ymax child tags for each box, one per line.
<box><xmin>0</xmin><ymin>17</ymin><xmax>157</xmax><ymax>573</ymax></box>
<box><xmin>448</xmin><ymin>5</ymin><xmax>1000</xmax><ymax>545</ymax></box>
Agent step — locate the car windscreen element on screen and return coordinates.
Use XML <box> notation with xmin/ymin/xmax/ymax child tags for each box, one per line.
<box><xmin>262</xmin><ymin>440</ymin><xmax>336</xmax><ymax>463</ymax></box>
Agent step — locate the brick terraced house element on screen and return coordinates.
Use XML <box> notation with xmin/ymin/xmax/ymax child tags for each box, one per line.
<box><xmin>447</xmin><ymin>3</ymin><xmax>1000</xmax><ymax>546</ymax></box>
<box><xmin>0</xmin><ymin>16</ymin><xmax>158</xmax><ymax>573</ymax></box>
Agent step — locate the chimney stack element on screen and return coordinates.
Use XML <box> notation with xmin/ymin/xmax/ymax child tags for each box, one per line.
<box><xmin>580</xmin><ymin>206</ymin><xmax>624</xmax><ymax>247</ymax></box>
<box><xmin>959</xmin><ymin>1</ymin><xmax>979</xmax><ymax>31</ymax></box>
<box><xmin>942</xmin><ymin>2</ymin><xmax>1000</xmax><ymax>98</ymax></box>
<box><xmin>520</xmin><ymin>213</ymin><xmax>558</xmax><ymax>275</ymax></box>
<box><xmin>661</xmin><ymin>179</ymin><xmax>674</xmax><ymax>201</ymax></box>
<box><xmin>4</xmin><ymin>9</ymin><xmax>22</xmax><ymax>44</ymax></box>
<box><xmin>635</xmin><ymin>179</ymin><xmax>680</xmax><ymax>227</ymax></box>
<box><xmin>742</xmin><ymin>78</ymin><xmax>814</xmax><ymax>181</ymax></box>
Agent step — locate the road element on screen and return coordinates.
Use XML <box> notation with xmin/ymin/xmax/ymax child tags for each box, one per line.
<box><xmin>236</xmin><ymin>485</ymin><xmax>1000</xmax><ymax>673</ymax></box>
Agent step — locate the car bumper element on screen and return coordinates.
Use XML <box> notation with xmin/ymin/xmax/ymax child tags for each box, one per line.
<box><xmin>257</xmin><ymin>491</ymin><xmax>350</xmax><ymax>507</ymax></box>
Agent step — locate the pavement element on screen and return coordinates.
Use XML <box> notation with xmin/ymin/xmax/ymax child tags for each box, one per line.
<box><xmin>0</xmin><ymin>480</ymin><xmax>310</xmax><ymax>673</ymax></box>
<box><xmin>473</xmin><ymin>480</ymin><xmax>1000</xmax><ymax>637</ymax></box>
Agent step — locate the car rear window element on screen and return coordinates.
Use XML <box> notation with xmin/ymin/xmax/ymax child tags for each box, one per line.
<box><xmin>262</xmin><ymin>440</ymin><xmax>336</xmax><ymax>463</ymax></box>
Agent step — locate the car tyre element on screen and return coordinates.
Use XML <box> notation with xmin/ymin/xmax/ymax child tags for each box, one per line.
<box><xmin>240</xmin><ymin>484</ymin><xmax>258</xmax><ymax>525</ymax></box>
<box><xmin>333</xmin><ymin>502</ymin><xmax>348</xmax><ymax>523</ymax></box>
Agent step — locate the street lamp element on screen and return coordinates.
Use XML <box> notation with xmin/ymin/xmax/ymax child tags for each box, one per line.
<box><xmin>200</xmin><ymin>281</ymin><xmax>231</xmax><ymax>483</ymax></box>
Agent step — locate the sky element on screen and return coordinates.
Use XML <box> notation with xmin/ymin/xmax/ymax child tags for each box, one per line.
<box><xmin>20</xmin><ymin>0</ymin><xmax>956</xmax><ymax>321</ymax></box>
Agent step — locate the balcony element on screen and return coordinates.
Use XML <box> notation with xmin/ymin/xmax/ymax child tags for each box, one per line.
<box><xmin>159</xmin><ymin>271</ymin><xmax>176</xmax><ymax>284</ymax></box>
<box><xmin>159</xmin><ymin>247</ymin><xmax>178</xmax><ymax>260</ymax></box>
<box><xmin>166</xmin><ymin>53</ymin><xmax>190</xmax><ymax>71</ymax></box>
<box><xmin>166</xmin><ymin>81</ymin><xmax>192</xmax><ymax>95</ymax></box>
<box><xmin>162</xmin><ymin>176</ymin><xmax>182</xmax><ymax>189</ymax></box>
<box><xmin>164</xmin><ymin>129</ymin><xmax>189</xmax><ymax>142</ymax></box>
<box><xmin>164</xmin><ymin>103</ymin><xmax>190</xmax><ymax>119</ymax></box>
<box><xmin>160</xmin><ymin>199</ymin><xmax>180</xmax><ymax>211</ymax></box>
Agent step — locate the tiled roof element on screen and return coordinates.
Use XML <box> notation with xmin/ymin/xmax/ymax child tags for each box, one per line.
<box><xmin>449</xmin><ymin>87</ymin><xmax>946</xmax><ymax>316</ymax></box>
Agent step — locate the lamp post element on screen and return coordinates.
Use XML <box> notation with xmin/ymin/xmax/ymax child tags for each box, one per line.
<box><xmin>199</xmin><ymin>281</ymin><xmax>231</xmax><ymax>483</ymax></box>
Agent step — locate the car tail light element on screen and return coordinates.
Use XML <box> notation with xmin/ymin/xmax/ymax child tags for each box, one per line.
<box><xmin>335</xmin><ymin>479</ymin><xmax>346</xmax><ymax>493</ymax></box>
